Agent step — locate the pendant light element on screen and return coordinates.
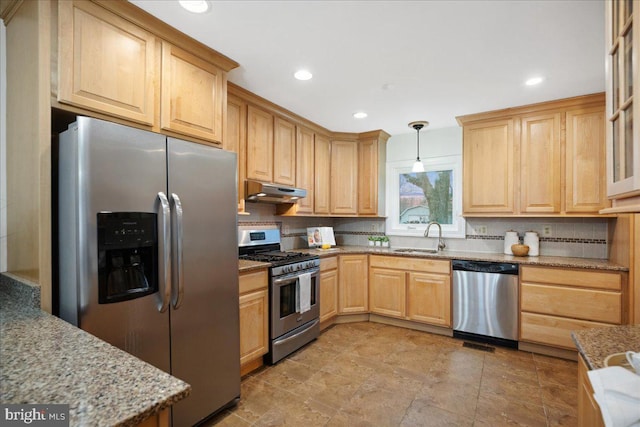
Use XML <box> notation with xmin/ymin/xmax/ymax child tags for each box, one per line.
<box><xmin>409</xmin><ymin>121</ymin><xmax>429</xmax><ymax>172</ymax></box>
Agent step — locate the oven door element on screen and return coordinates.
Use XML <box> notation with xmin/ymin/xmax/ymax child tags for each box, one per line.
<box><xmin>271</xmin><ymin>267</ymin><xmax>320</xmax><ymax>339</ymax></box>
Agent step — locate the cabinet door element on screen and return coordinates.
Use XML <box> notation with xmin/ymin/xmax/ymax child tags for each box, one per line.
<box><xmin>226</xmin><ymin>95</ymin><xmax>246</xmax><ymax>208</ymax></box>
<box><xmin>314</xmin><ymin>135</ymin><xmax>331</xmax><ymax>214</ymax></box>
<box><xmin>338</xmin><ymin>255</ymin><xmax>368</xmax><ymax>313</ymax></box>
<box><xmin>358</xmin><ymin>138</ymin><xmax>378</xmax><ymax>215</ymax></box>
<box><xmin>369</xmin><ymin>268</ymin><xmax>405</xmax><ymax>318</ymax></box>
<box><xmin>273</xmin><ymin>118</ymin><xmax>296</xmax><ymax>186</ymax></box>
<box><xmin>320</xmin><ymin>269</ymin><xmax>338</xmax><ymax>323</ymax></box>
<box><xmin>239</xmin><ymin>289</ymin><xmax>268</xmax><ymax>365</ymax></box>
<box><xmin>160</xmin><ymin>42</ymin><xmax>225</xmax><ymax>143</ymax></box>
<box><xmin>520</xmin><ymin>113</ymin><xmax>562</xmax><ymax>213</ymax></box>
<box><xmin>578</xmin><ymin>356</ymin><xmax>605</xmax><ymax>427</ymax></box>
<box><xmin>58</xmin><ymin>0</ymin><xmax>156</xmax><ymax>125</ymax></box>
<box><xmin>296</xmin><ymin>126</ymin><xmax>315</xmax><ymax>213</ymax></box>
<box><xmin>566</xmin><ymin>107</ymin><xmax>608</xmax><ymax>213</ymax></box>
<box><xmin>246</xmin><ymin>106</ymin><xmax>274</xmax><ymax>182</ymax></box>
<box><xmin>407</xmin><ymin>272</ymin><xmax>451</xmax><ymax>327</ymax></box>
<box><xmin>463</xmin><ymin>119</ymin><xmax>515</xmax><ymax>213</ymax></box>
<box><xmin>331</xmin><ymin>140</ymin><xmax>358</xmax><ymax>215</ymax></box>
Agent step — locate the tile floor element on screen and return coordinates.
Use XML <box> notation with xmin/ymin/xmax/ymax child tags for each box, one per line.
<box><xmin>208</xmin><ymin>322</ymin><xmax>578</xmax><ymax>426</ymax></box>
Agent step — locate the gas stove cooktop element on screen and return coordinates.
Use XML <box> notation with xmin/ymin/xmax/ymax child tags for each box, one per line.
<box><xmin>240</xmin><ymin>250</ymin><xmax>316</xmax><ymax>267</ymax></box>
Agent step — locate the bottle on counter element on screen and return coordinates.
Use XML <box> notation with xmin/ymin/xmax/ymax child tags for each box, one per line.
<box><xmin>504</xmin><ymin>230</ymin><xmax>519</xmax><ymax>255</ymax></box>
<box><xmin>524</xmin><ymin>231</ymin><xmax>540</xmax><ymax>257</ymax></box>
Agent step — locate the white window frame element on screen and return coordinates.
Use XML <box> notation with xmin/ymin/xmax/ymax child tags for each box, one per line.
<box><xmin>385</xmin><ymin>155</ymin><xmax>465</xmax><ymax>238</ymax></box>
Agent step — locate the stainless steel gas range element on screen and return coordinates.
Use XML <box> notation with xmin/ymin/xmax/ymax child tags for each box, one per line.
<box><xmin>239</xmin><ymin>226</ymin><xmax>320</xmax><ymax>364</ymax></box>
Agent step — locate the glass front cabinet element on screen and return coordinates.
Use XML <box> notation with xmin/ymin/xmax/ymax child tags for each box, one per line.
<box><xmin>605</xmin><ymin>0</ymin><xmax>640</xmax><ymax>212</ymax></box>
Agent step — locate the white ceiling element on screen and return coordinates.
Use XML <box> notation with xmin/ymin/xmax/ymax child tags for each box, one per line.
<box><xmin>130</xmin><ymin>0</ymin><xmax>605</xmax><ymax>136</ymax></box>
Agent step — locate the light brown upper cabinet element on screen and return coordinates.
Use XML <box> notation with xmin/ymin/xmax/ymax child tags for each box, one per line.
<box><xmin>246</xmin><ymin>105</ymin><xmax>274</xmax><ymax>182</ymax></box>
<box><xmin>58</xmin><ymin>0</ymin><xmax>157</xmax><ymax>125</ymax></box>
<box><xmin>273</xmin><ymin>118</ymin><xmax>297</xmax><ymax>186</ymax></box>
<box><xmin>314</xmin><ymin>135</ymin><xmax>331</xmax><ymax>215</ymax></box>
<box><xmin>330</xmin><ymin>140</ymin><xmax>359</xmax><ymax>215</ymax></box>
<box><xmin>57</xmin><ymin>0</ymin><xmax>238</xmax><ymax>144</ymax></box>
<box><xmin>225</xmin><ymin>94</ymin><xmax>247</xmax><ymax>210</ymax></box>
<box><xmin>357</xmin><ymin>132</ymin><xmax>389</xmax><ymax>216</ymax></box>
<box><xmin>605</xmin><ymin>0</ymin><xmax>640</xmax><ymax>212</ymax></box>
<box><xmin>160</xmin><ymin>42</ymin><xmax>225</xmax><ymax>143</ymax></box>
<box><xmin>358</xmin><ymin>138</ymin><xmax>379</xmax><ymax>215</ymax></box>
<box><xmin>462</xmin><ymin>118</ymin><xmax>516</xmax><ymax>214</ymax></box>
<box><xmin>566</xmin><ymin>106</ymin><xmax>608</xmax><ymax>213</ymax></box>
<box><xmin>295</xmin><ymin>126</ymin><xmax>315</xmax><ymax>213</ymax></box>
<box><xmin>520</xmin><ymin>113</ymin><xmax>562</xmax><ymax>213</ymax></box>
<box><xmin>458</xmin><ymin>94</ymin><xmax>609</xmax><ymax>216</ymax></box>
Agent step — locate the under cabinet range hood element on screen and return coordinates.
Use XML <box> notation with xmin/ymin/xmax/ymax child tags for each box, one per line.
<box><xmin>245</xmin><ymin>179</ymin><xmax>307</xmax><ymax>204</ymax></box>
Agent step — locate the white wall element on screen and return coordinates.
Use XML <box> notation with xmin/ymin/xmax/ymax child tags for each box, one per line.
<box><xmin>1</xmin><ymin>19</ymin><xmax>6</xmax><ymax>272</ymax></box>
<box><xmin>386</xmin><ymin>126</ymin><xmax>462</xmax><ymax>162</ymax></box>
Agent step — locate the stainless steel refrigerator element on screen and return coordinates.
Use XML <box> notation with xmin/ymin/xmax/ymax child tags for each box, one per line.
<box><xmin>58</xmin><ymin>116</ymin><xmax>240</xmax><ymax>426</ymax></box>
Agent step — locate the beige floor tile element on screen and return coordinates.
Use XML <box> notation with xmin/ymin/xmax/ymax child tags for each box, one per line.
<box><xmin>400</xmin><ymin>399</ymin><xmax>475</xmax><ymax>427</ymax></box>
<box><xmin>540</xmin><ymin>383</ymin><xmax>578</xmax><ymax>416</ymax></box>
<box><xmin>475</xmin><ymin>391</ymin><xmax>547</xmax><ymax>426</ymax></box>
<box><xmin>480</xmin><ymin>370</ymin><xmax>543</xmax><ymax>406</ymax></box>
<box><xmin>214</xmin><ymin>323</ymin><xmax>579</xmax><ymax>426</ymax></box>
<box><xmin>545</xmin><ymin>404</ymin><xmax>579</xmax><ymax>427</ymax></box>
<box><xmin>536</xmin><ymin>363</ymin><xmax>578</xmax><ymax>389</ymax></box>
<box><xmin>415</xmin><ymin>378</ymin><xmax>480</xmax><ymax>419</ymax></box>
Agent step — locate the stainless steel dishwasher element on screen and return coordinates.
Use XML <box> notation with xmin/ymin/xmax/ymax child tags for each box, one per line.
<box><xmin>452</xmin><ymin>260</ymin><xmax>519</xmax><ymax>348</ymax></box>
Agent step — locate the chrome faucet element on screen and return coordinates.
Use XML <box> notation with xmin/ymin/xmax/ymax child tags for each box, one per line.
<box><xmin>424</xmin><ymin>221</ymin><xmax>446</xmax><ymax>251</ymax></box>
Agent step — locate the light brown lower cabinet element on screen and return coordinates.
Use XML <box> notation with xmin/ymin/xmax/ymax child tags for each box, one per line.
<box><xmin>520</xmin><ymin>266</ymin><xmax>625</xmax><ymax>349</ymax></box>
<box><xmin>320</xmin><ymin>256</ymin><xmax>338</xmax><ymax>325</ymax></box>
<box><xmin>338</xmin><ymin>254</ymin><xmax>368</xmax><ymax>313</ymax></box>
<box><xmin>239</xmin><ymin>269</ymin><xmax>269</xmax><ymax>374</ymax></box>
<box><xmin>137</xmin><ymin>409</ymin><xmax>169</xmax><ymax>427</ymax></box>
<box><xmin>578</xmin><ymin>355</ymin><xmax>605</xmax><ymax>427</ymax></box>
<box><xmin>368</xmin><ymin>256</ymin><xmax>451</xmax><ymax>327</ymax></box>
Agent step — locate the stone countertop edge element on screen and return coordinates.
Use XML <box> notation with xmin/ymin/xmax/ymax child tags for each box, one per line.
<box><xmin>571</xmin><ymin>325</ymin><xmax>640</xmax><ymax>370</ymax></box>
<box><xmin>0</xmin><ymin>275</ymin><xmax>191</xmax><ymax>427</ymax></box>
<box><xmin>239</xmin><ymin>259</ymin><xmax>271</xmax><ymax>273</ymax></box>
<box><xmin>294</xmin><ymin>246</ymin><xmax>628</xmax><ymax>271</ymax></box>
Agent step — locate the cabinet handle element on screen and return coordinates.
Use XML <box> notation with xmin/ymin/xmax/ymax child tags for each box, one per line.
<box><xmin>171</xmin><ymin>193</ymin><xmax>184</xmax><ymax>310</ymax></box>
<box><xmin>157</xmin><ymin>192</ymin><xmax>171</xmax><ymax>313</ymax></box>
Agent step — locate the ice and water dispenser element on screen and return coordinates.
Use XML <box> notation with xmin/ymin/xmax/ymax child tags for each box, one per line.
<box><xmin>97</xmin><ymin>212</ymin><xmax>158</xmax><ymax>304</ymax></box>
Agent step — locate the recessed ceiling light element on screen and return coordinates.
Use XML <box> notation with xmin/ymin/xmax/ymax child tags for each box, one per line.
<box><xmin>525</xmin><ymin>77</ymin><xmax>544</xmax><ymax>86</ymax></box>
<box><xmin>353</xmin><ymin>112</ymin><xmax>368</xmax><ymax>119</ymax></box>
<box><xmin>178</xmin><ymin>1</ymin><xmax>210</xmax><ymax>14</ymax></box>
<box><xmin>294</xmin><ymin>70</ymin><xmax>313</xmax><ymax>81</ymax></box>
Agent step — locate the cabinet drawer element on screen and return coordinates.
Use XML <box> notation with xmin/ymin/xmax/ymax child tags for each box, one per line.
<box><xmin>369</xmin><ymin>255</ymin><xmax>450</xmax><ymax>274</ymax></box>
<box><xmin>521</xmin><ymin>283</ymin><xmax>621</xmax><ymax>324</ymax></box>
<box><xmin>239</xmin><ymin>269</ymin><xmax>268</xmax><ymax>294</ymax></box>
<box><xmin>521</xmin><ymin>266</ymin><xmax>621</xmax><ymax>291</ymax></box>
<box><xmin>520</xmin><ymin>312</ymin><xmax>614</xmax><ymax>349</ymax></box>
<box><xmin>321</xmin><ymin>256</ymin><xmax>338</xmax><ymax>271</ymax></box>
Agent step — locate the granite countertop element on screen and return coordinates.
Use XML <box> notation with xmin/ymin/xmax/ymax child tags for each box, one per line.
<box><xmin>572</xmin><ymin>325</ymin><xmax>640</xmax><ymax>370</ymax></box>
<box><xmin>294</xmin><ymin>246</ymin><xmax>628</xmax><ymax>271</ymax></box>
<box><xmin>0</xmin><ymin>275</ymin><xmax>191</xmax><ymax>427</ymax></box>
<box><xmin>239</xmin><ymin>259</ymin><xmax>270</xmax><ymax>273</ymax></box>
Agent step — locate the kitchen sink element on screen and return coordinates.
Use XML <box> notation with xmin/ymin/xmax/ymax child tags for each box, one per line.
<box><xmin>393</xmin><ymin>248</ymin><xmax>438</xmax><ymax>254</ymax></box>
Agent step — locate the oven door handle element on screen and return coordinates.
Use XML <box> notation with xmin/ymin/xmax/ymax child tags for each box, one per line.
<box><xmin>272</xmin><ymin>319</ymin><xmax>320</xmax><ymax>346</ymax></box>
<box><xmin>272</xmin><ymin>269</ymin><xmax>319</xmax><ymax>286</ymax></box>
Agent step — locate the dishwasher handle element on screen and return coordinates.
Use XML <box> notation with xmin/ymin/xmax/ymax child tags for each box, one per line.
<box><xmin>452</xmin><ymin>259</ymin><xmax>519</xmax><ymax>275</ymax></box>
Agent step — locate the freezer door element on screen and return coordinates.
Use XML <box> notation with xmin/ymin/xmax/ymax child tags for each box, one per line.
<box><xmin>167</xmin><ymin>138</ymin><xmax>240</xmax><ymax>426</ymax></box>
<box><xmin>58</xmin><ymin>117</ymin><xmax>171</xmax><ymax>373</ymax></box>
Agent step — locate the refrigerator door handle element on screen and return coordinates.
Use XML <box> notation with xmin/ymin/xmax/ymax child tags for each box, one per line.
<box><xmin>171</xmin><ymin>193</ymin><xmax>185</xmax><ymax>310</ymax></box>
<box><xmin>157</xmin><ymin>192</ymin><xmax>172</xmax><ymax>313</ymax></box>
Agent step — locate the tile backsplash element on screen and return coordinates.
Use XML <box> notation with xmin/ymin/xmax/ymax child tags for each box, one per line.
<box><xmin>239</xmin><ymin>203</ymin><xmax>609</xmax><ymax>259</ymax></box>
